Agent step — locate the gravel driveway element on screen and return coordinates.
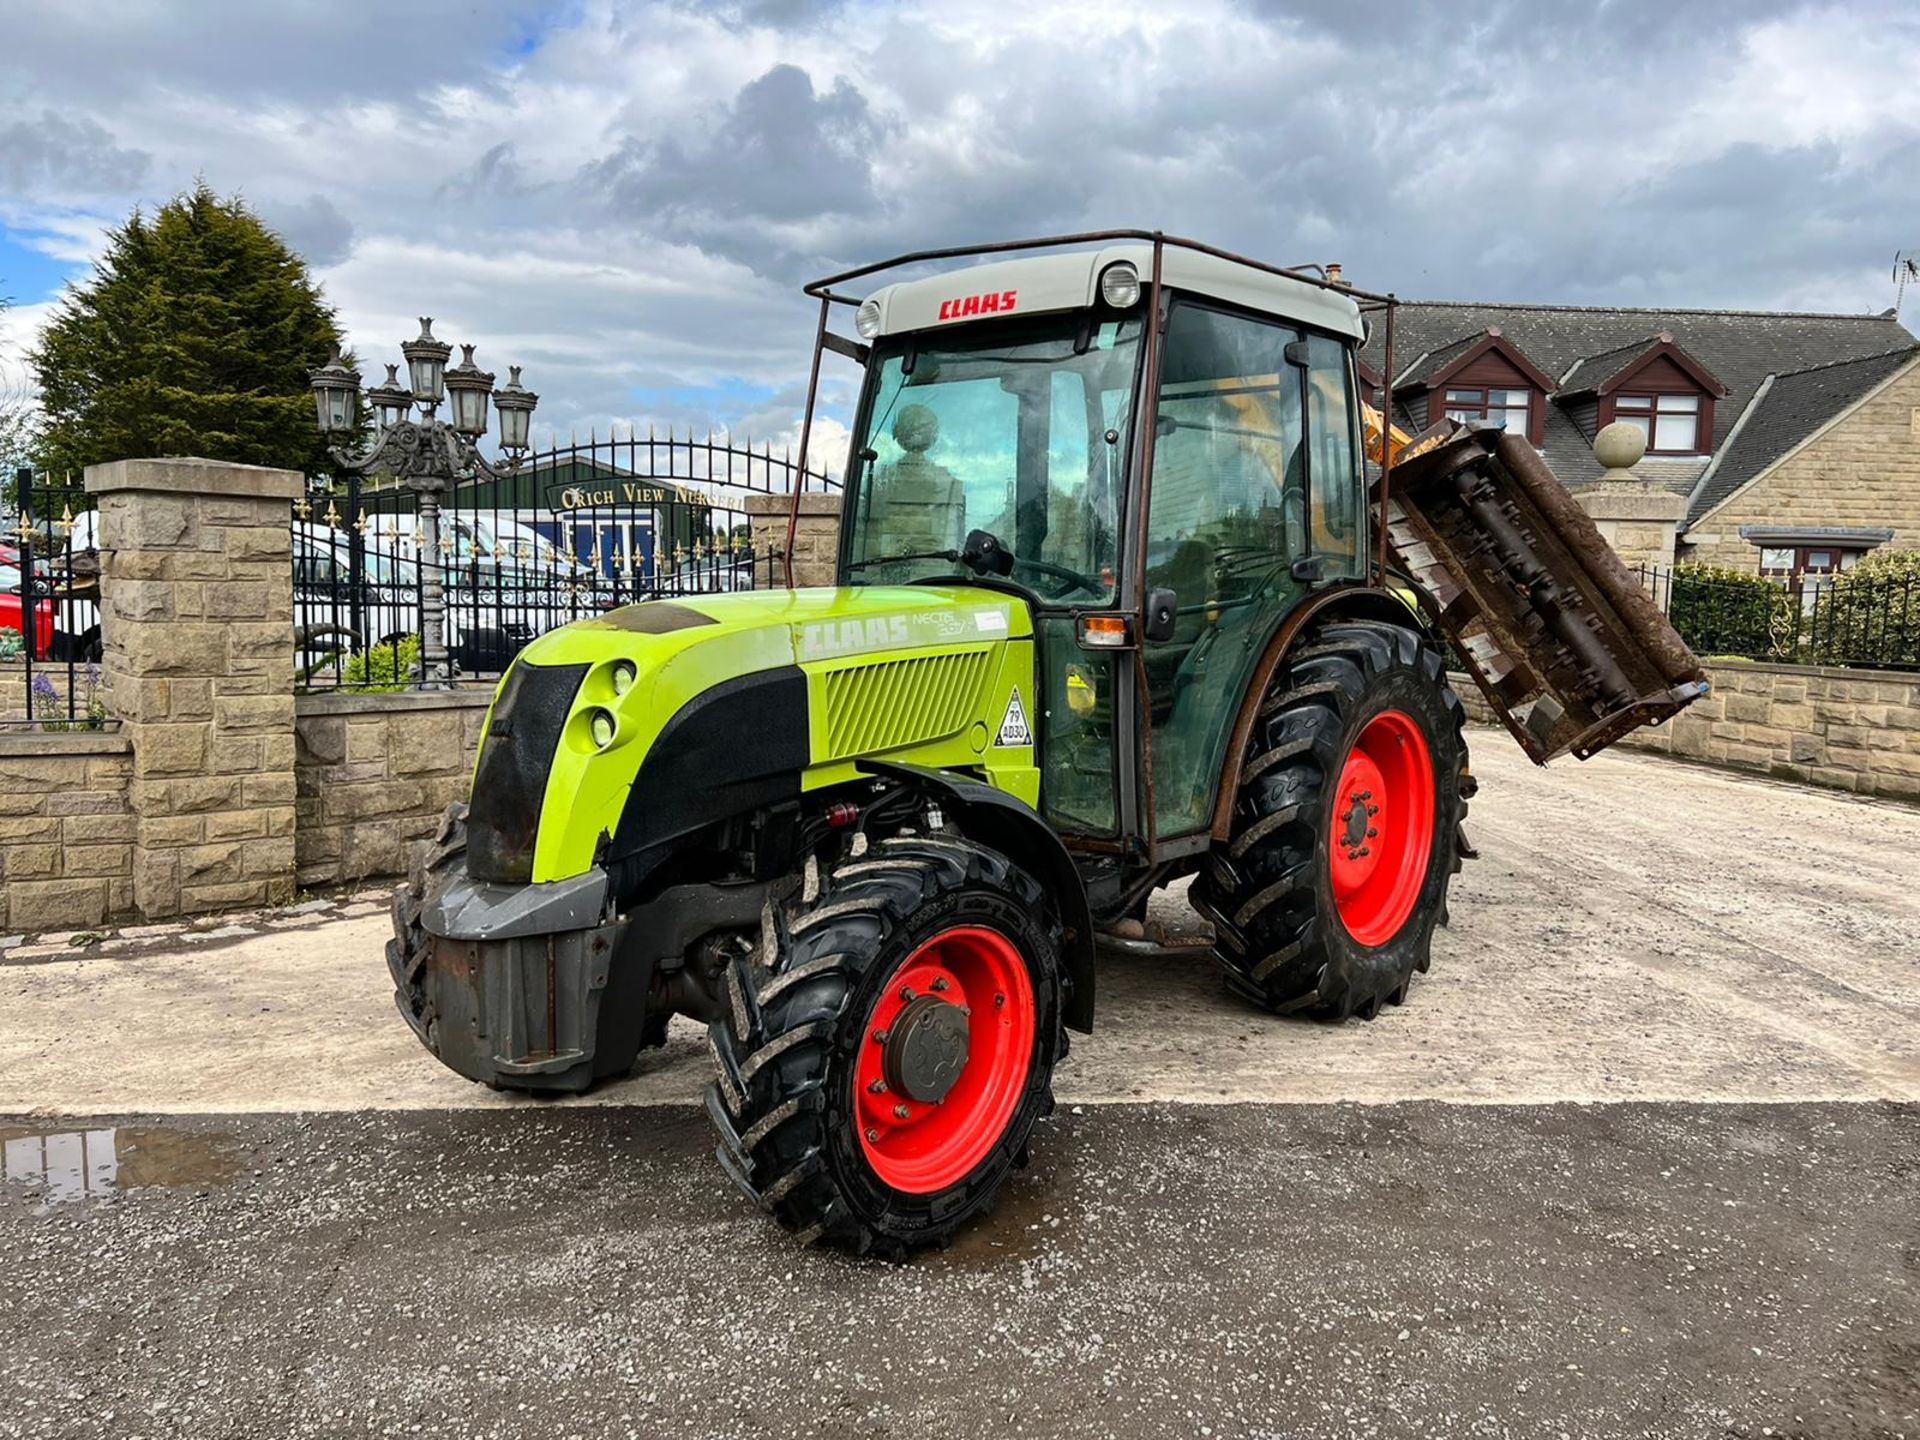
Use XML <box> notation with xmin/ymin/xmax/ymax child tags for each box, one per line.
<box><xmin>2</xmin><ymin>739</ymin><xmax>1917</xmax><ymax>1438</ymax></box>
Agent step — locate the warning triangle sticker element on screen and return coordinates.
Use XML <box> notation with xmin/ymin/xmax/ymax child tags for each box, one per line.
<box><xmin>996</xmin><ymin>688</ymin><xmax>1032</xmax><ymax>747</ymax></box>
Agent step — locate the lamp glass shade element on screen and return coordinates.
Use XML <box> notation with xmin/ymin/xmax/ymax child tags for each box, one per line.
<box><xmin>308</xmin><ymin>350</ymin><xmax>361</xmax><ymax>435</ymax></box>
<box><xmin>401</xmin><ymin>318</ymin><xmax>452</xmax><ymax>408</ymax></box>
<box><xmin>450</xmin><ymin>383</ymin><xmax>490</xmax><ymax>437</ymax></box>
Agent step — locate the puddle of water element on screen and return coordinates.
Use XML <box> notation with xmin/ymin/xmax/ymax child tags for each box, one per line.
<box><xmin>0</xmin><ymin>1126</ymin><xmax>241</xmax><ymax>1205</ymax></box>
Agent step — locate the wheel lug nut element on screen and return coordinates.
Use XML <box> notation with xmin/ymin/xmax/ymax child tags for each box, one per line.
<box><xmin>931</xmin><ymin>977</ymin><xmax>949</xmax><ymax>992</ymax></box>
<box><xmin>899</xmin><ymin>986</ymin><xmax>915</xmax><ymax>1002</ymax></box>
<box><xmin>1367</xmin><ymin>805</ymin><xmax>1380</xmax><ymax>816</ymax></box>
<box><xmin>893</xmin><ymin>1104</ymin><xmax>910</xmax><ymax>1119</ymax></box>
<box><xmin>994</xmin><ymin>993</ymin><xmax>1005</xmax><ymax>1007</ymax></box>
<box><xmin>866</xmin><ymin>1128</ymin><xmax>879</xmax><ymax>1142</ymax></box>
<box><xmin>871</xmin><ymin>1028</ymin><xmax>889</xmax><ymax>1044</ymax></box>
<box><xmin>869</xmin><ymin>1078</ymin><xmax>887</xmax><ymax>1093</ymax></box>
<box><xmin>1367</xmin><ymin>827</ymin><xmax>1378</xmax><ymax>838</ymax></box>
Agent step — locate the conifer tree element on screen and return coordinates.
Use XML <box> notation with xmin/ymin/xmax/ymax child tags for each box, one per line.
<box><xmin>32</xmin><ymin>182</ymin><xmax>344</xmax><ymax>478</ymax></box>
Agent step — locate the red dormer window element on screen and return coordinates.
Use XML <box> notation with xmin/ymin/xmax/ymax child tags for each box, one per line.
<box><xmin>1395</xmin><ymin>327</ymin><xmax>1555</xmax><ymax>445</ymax></box>
<box><xmin>1585</xmin><ymin>335</ymin><xmax>1725</xmax><ymax>457</ymax></box>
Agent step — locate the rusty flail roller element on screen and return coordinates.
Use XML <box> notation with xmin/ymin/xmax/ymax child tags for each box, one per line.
<box><xmin>1379</xmin><ymin>424</ymin><xmax>1707</xmax><ymax>764</ymax></box>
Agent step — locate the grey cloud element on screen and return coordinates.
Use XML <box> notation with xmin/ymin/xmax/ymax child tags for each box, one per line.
<box><xmin>256</xmin><ymin>193</ymin><xmax>356</xmax><ymax>268</ymax></box>
<box><xmin>0</xmin><ymin>3</ymin><xmax>543</xmax><ymax>108</ymax></box>
<box><xmin>0</xmin><ymin>111</ymin><xmax>148</xmax><ymax>198</ymax></box>
<box><xmin>583</xmin><ymin>64</ymin><xmax>889</xmax><ymax>270</ymax></box>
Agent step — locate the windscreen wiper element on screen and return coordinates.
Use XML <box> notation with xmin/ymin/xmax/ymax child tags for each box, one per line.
<box><xmin>846</xmin><ymin>549</ymin><xmax>961</xmax><ymax>573</ymax></box>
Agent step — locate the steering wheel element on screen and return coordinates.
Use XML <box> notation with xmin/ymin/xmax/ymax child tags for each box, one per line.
<box><xmin>1011</xmin><ymin>554</ymin><xmax>1105</xmax><ymax>599</ymax></box>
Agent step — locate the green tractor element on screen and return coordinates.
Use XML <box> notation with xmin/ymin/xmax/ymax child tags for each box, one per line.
<box><xmin>389</xmin><ymin>232</ymin><xmax>1706</xmax><ymax>1256</ymax></box>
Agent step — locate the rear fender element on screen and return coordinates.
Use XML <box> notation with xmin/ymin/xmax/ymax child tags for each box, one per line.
<box><xmin>866</xmin><ymin>761</ymin><xmax>1096</xmax><ymax>1034</ymax></box>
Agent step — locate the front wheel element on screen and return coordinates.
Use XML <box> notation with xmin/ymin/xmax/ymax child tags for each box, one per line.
<box><xmin>1194</xmin><ymin>618</ymin><xmax>1468</xmax><ymax>1020</ymax></box>
<box><xmin>705</xmin><ymin>832</ymin><xmax>1063</xmax><ymax>1257</ymax></box>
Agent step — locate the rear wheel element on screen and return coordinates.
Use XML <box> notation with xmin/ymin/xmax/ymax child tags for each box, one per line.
<box><xmin>1194</xmin><ymin>618</ymin><xmax>1468</xmax><ymax>1020</ymax></box>
<box><xmin>705</xmin><ymin>832</ymin><xmax>1063</xmax><ymax>1256</ymax></box>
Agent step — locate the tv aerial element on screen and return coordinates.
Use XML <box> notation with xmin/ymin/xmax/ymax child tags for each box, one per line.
<box><xmin>1896</xmin><ymin>250</ymin><xmax>1920</xmax><ymax>312</ymax></box>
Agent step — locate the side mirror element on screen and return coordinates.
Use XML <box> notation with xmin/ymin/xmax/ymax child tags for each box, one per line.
<box><xmin>1144</xmin><ymin>587</ymin><xmax>1178</xmax><ymax>644</ymax></box>
<box><xmin>961</xmin><ymin>528</ymin><xmax>1015</xmax><ymax>577</ymax></box>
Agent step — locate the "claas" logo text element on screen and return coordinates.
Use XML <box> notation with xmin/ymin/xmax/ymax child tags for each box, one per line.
<box><xmin>937</xmin><ymin>290</ymin><xmax>1018</xmax><ymax>321</ymax></box>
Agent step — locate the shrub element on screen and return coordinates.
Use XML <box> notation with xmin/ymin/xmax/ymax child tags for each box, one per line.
<box><xmin>0</xmin><ymin>627</ymin><xmax>22</xmax><ymax>662</ymax></box>
<box><xmin>341</xmin><ymin>635</ymin><xmax>421</xmax><ymax>693</ymax></box>
<box><xmin>1807</xmin><ymin>549</ymin><xmax>1920</xmax><ymax>669</ymax></box>
<box><xmin>1665</xmin><ymin>562</ymin><xmax>1794</xmax><ymax>660</ymax></box>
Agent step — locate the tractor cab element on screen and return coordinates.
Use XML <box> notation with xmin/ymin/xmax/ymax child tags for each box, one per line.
<box><xmin>834</xmin><ymin>242</ymin><xmax>1377</xmax><ymax>852</ymax></box>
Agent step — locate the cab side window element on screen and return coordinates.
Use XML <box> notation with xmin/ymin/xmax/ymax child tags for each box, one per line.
<box><xmin>1304</xmin><ymin>333</ymin><xmax>1362</xmax><ymax>578</ymax></box>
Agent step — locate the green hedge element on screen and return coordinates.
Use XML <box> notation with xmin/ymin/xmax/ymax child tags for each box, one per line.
<box><xmin>1807</xmin><ymin>550</ymin><xmax>1920</xmax><ymax>669</ymax></box>
<box><xmin>1665</xmin><ymin>562</ymin><xmax>1794</xmax><ymax>661</ymax></box>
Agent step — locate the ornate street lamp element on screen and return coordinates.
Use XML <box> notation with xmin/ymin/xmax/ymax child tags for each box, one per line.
<box><xmin>308</xmin><ymin>318</ymin><xmax>538</xmax><ymax>688</ymax></box>
<box><xmin>366</xmin><ymin>364</ymin><xmax>414</xmax><ymax>430</ymax></box>
<box><xmin>443</xmin><ymin>345</ymin><xmax>495</xmax><ymax>438</ymax></box>
<box><xmin>494</xmin><ymin>366</ymin><xmax>539</xmax><ymax>459</ymax></box>
<box><xmin>401</xmin><ymin>317</ymin><xmax>452</xmax><ymax>415</ymax></box>
<box><xmin>310</xmin><ymin>349</ymin><xmax>361</xmax><ymax>434</ymax></box>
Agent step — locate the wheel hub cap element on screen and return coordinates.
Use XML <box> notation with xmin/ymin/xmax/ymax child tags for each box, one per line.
<box><xmin>853</xmin><ymin>925</ymin><xmax>1037</xmax><ymax>1195</ymax></box>
<box><xmin>1328</xmin><ymin>710</ymin><xmax>1435</xmax><ymax>948</ymax></box>
<box><xmin>883</xmin><ymin>994</ymin><xmax>971</xmax><ymax>1102</ymax></box>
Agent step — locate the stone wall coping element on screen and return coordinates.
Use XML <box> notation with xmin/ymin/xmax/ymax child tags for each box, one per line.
<box><xmin>297</xmin><ymin>688</ymin><xmax>496</xmax><ymax>717</ymax></box>
<box><xmin>84</xmin><ymin>456</ymin><xmax>305</xmax><ymax>501</ymax></box>
<box><xmin>745</xmin><ymin>492</ymin><xmax>842</xmax><ymax>517</ymax></box>
<box><xmin>0</xmin><ymin>729</ymin><xmax>131</xmax><ymax>757</ymax></box>
<box><xmin>1578</xmin><ymin>484</ymin><xmax>1689</xmax><ymax>521</ymax></box>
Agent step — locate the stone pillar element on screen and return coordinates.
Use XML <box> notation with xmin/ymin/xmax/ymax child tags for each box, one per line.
<box><xmin>1578</xmin><ymin>422</ymin><xmax>1687</xmax><ymax>574</ymax></box>
<box><xmin>746</xmin><ymin>493</ymin><xmax>844</xmax><ymax>588</ymax></box>
<box><xmin>85</xmin><ymin>457</ymin><xmax>303</xmax><ymax>918</ymax></box>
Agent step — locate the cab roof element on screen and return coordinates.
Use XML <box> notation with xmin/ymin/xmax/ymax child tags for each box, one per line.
<box><xmin>860</xmin><ymin>242</ymin><xmax>1366</xmax><ymax>343</ymax></box>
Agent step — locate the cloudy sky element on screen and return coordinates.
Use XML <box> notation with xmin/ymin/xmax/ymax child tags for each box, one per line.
<box><xmin>3</xmin><ymin>0</ymin><xmax>1918</xmax><ymax>467</ymax></box>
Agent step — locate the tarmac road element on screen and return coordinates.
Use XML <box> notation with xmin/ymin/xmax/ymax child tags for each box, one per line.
<box><xmin>2</xmin><ymin>739</ymin><xmax>1918</xmax><ymax>1437</ymax></box>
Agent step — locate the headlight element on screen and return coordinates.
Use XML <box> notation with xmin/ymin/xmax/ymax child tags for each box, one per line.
<box><xmin>855</xmin><ymin>297</ymin><xmax>883</xmax><ymax>339</ymax></box>
<box><xmin>611</xmin><ymin>660</ymin><xmax>636</xmax><ymax>695</ymax></box>
<box><xmin>1098</xmin><ymin>261</ymin><xmax>1141</xmax><ymax>308</ymax></box>
<box><xmin>589</xmin><ymin>708</ymin><xmax>617</xmax><ymax>748</ymax></box>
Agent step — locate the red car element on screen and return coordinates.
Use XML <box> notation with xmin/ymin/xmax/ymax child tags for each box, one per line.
<box><xmin>0</xmin><ymin>562</ymin><xmax>54</xmax><ymax>658</ymax></box>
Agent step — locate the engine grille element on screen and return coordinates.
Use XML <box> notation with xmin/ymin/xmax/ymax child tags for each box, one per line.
<box><xmin>819</xmin><ymin>650</ymin><xmax>993</xmax><ymax>762</ymax></box>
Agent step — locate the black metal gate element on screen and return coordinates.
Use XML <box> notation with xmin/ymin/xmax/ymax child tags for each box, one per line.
<box><xmin>293</xmin><ymin>431</ymin><xmax>838</xmax><ymax>691</ymax></box>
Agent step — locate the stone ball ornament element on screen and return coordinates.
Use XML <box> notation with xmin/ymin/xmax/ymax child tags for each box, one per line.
<box><xmin>1593</xmin><ymin>420</ymin><xmax>1648</xmax><ymax>472</ymax></box>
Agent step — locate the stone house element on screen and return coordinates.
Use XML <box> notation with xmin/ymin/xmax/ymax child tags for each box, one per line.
<box><xmin>1358</xmin><ymin>300</ymin><xmax>1920</xmax><ymax>578</ymax></box>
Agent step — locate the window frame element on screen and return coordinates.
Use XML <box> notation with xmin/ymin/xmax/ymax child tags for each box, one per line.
<box><xmin>1440</xmin><ymin>384</ymin><xmax>1537</xmax><ymax>439</ymax></box>
<box><xmin>1758</xmin><ymin>544</ymin><xmax>1862</xmax><ymax>582</ymax></box>
<box><xmin>1613</xmin><ymin>391</ymin><xmax>1706</xmax><ymax>456</ymax></box>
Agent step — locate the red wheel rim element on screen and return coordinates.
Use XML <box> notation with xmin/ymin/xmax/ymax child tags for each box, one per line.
<box><xmin>854</xmin><ymin>925</ymin><xmax>1035</xmax><ymax>1194</ymax></box>
<box><xmin>1328</xmin><ymin>710</ymin><xmax>1435</xmax><ymax>947</ymax></box>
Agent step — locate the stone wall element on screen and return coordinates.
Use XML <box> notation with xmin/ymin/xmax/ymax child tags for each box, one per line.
<box><xmin>1450</xmin><ymin>660</ymin><xmax>1920</xmax><ymax>803</ymax></box>
<box><xmin>0</xmin><ymin>733</ymin><xmax>134</xmax><ymax>933</ymax></box>
<box><xmin>1683</xmin><ymin>357</ymin><xmax>1920</xmax><ymax>569</ymax></box>
<box><xmin>746</xmin><ymin>493</ymin><xmax>841</xmax><ymax>587</ymax></box>
<box><xmin>87</xmin><ymin>457</ymin><xmax>304</xmax><ymax>919</ymax></box>
<box><xmin>294</xmin><ymin>690</ymin><xmax>491</xmax><ymax>889</ymax></box>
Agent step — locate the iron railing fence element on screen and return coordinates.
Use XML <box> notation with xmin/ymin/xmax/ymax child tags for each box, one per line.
<box><xmin>1638</xmin><ymin>563</ymin><xmax>1920</xmax><ymax>672</ymax></box>
<box><xmin>294</xmin><ymin>431</ymin><xmax>839</xmax><ymax>692</ymax></box>
<box><xmin>3</xmin><ymin>468</ymin><xmax>107</xmax><ymax>729</ymax></box>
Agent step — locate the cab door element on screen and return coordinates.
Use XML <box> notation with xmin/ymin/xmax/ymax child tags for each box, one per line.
<box><xmin>1137</xmin><ymin>300</ymin><xmax>1355</xmax><ymax>838</ymax></box>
